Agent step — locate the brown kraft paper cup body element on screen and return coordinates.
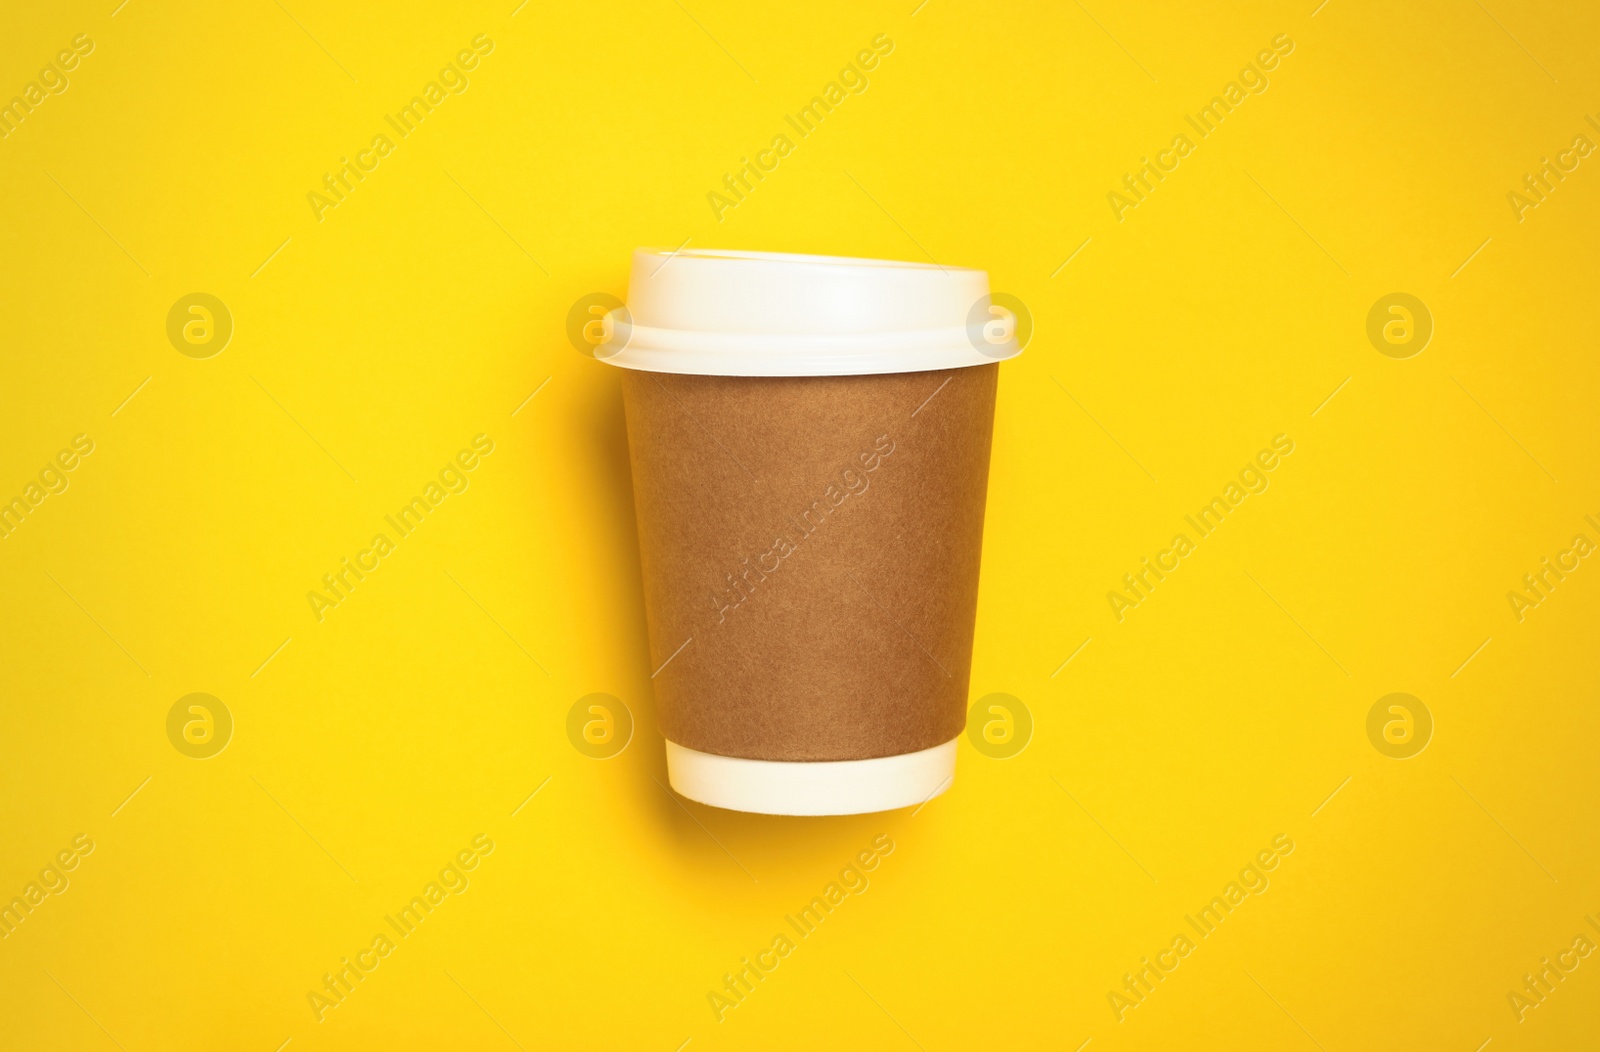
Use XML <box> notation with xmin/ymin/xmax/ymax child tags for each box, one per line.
<box><xmin>622</xmin><ymin>364</ymin><xmax>997</xmax><ymax>762</ymax></box>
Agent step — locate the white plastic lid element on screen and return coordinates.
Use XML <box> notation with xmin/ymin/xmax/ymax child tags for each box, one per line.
<box><xmin>595</xmin><ymin>248</ymin><xmax>1022</xmax><ymax>376</ymax></box>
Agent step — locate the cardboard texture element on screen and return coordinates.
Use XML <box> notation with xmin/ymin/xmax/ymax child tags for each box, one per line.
<box><xmin>621</xmin><ymin>364</ymin><xmax>999</xmax><ymax>762</ymax></box>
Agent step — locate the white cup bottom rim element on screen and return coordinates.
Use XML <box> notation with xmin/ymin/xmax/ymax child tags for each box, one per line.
<box><xmin>664</xmin><ymin>739</ymin><xmax>957</xmax><ymax>816</ymax></box>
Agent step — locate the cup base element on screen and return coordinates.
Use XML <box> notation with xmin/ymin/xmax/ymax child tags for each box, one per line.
<box><xmin>664</xmin><ymin>739</ymin><xmax>957</xmax><ymax>816</ymax></box>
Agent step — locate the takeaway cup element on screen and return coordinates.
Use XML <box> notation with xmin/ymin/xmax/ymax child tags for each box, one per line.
<box><xmin>601</xmin><ymin>249</ymin><xmax>1021</xmax><ymax>815</ymax></box>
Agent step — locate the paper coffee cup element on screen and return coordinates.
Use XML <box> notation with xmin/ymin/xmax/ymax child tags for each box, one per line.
<box><xmin>602</xmin><ymin>249</ymin><xmax>1021</xmax><ymax>815</ymax></box>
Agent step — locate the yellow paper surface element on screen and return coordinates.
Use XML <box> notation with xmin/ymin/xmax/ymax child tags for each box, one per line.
<box><xmin>1</xmin><ymin>1</ymin><xmax>1597</xmax><ymax>1049</ymax></box>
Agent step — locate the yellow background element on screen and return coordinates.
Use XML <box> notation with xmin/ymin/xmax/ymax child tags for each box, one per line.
<box><xmin>3</xmin><ymin>0</ymin><xmax>1598</xmax><ymax>1048</ymax></box>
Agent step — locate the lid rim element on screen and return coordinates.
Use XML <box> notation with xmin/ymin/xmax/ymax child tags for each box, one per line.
<box><xmin>616</xmin><ymin>246</ymin><xmax>1020</xmax><ymax>377</ymax></box>
<box><xmin>635</xmin><ymin>246</ymin><xmax>986</xmax><ymax>274</ymax></box>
